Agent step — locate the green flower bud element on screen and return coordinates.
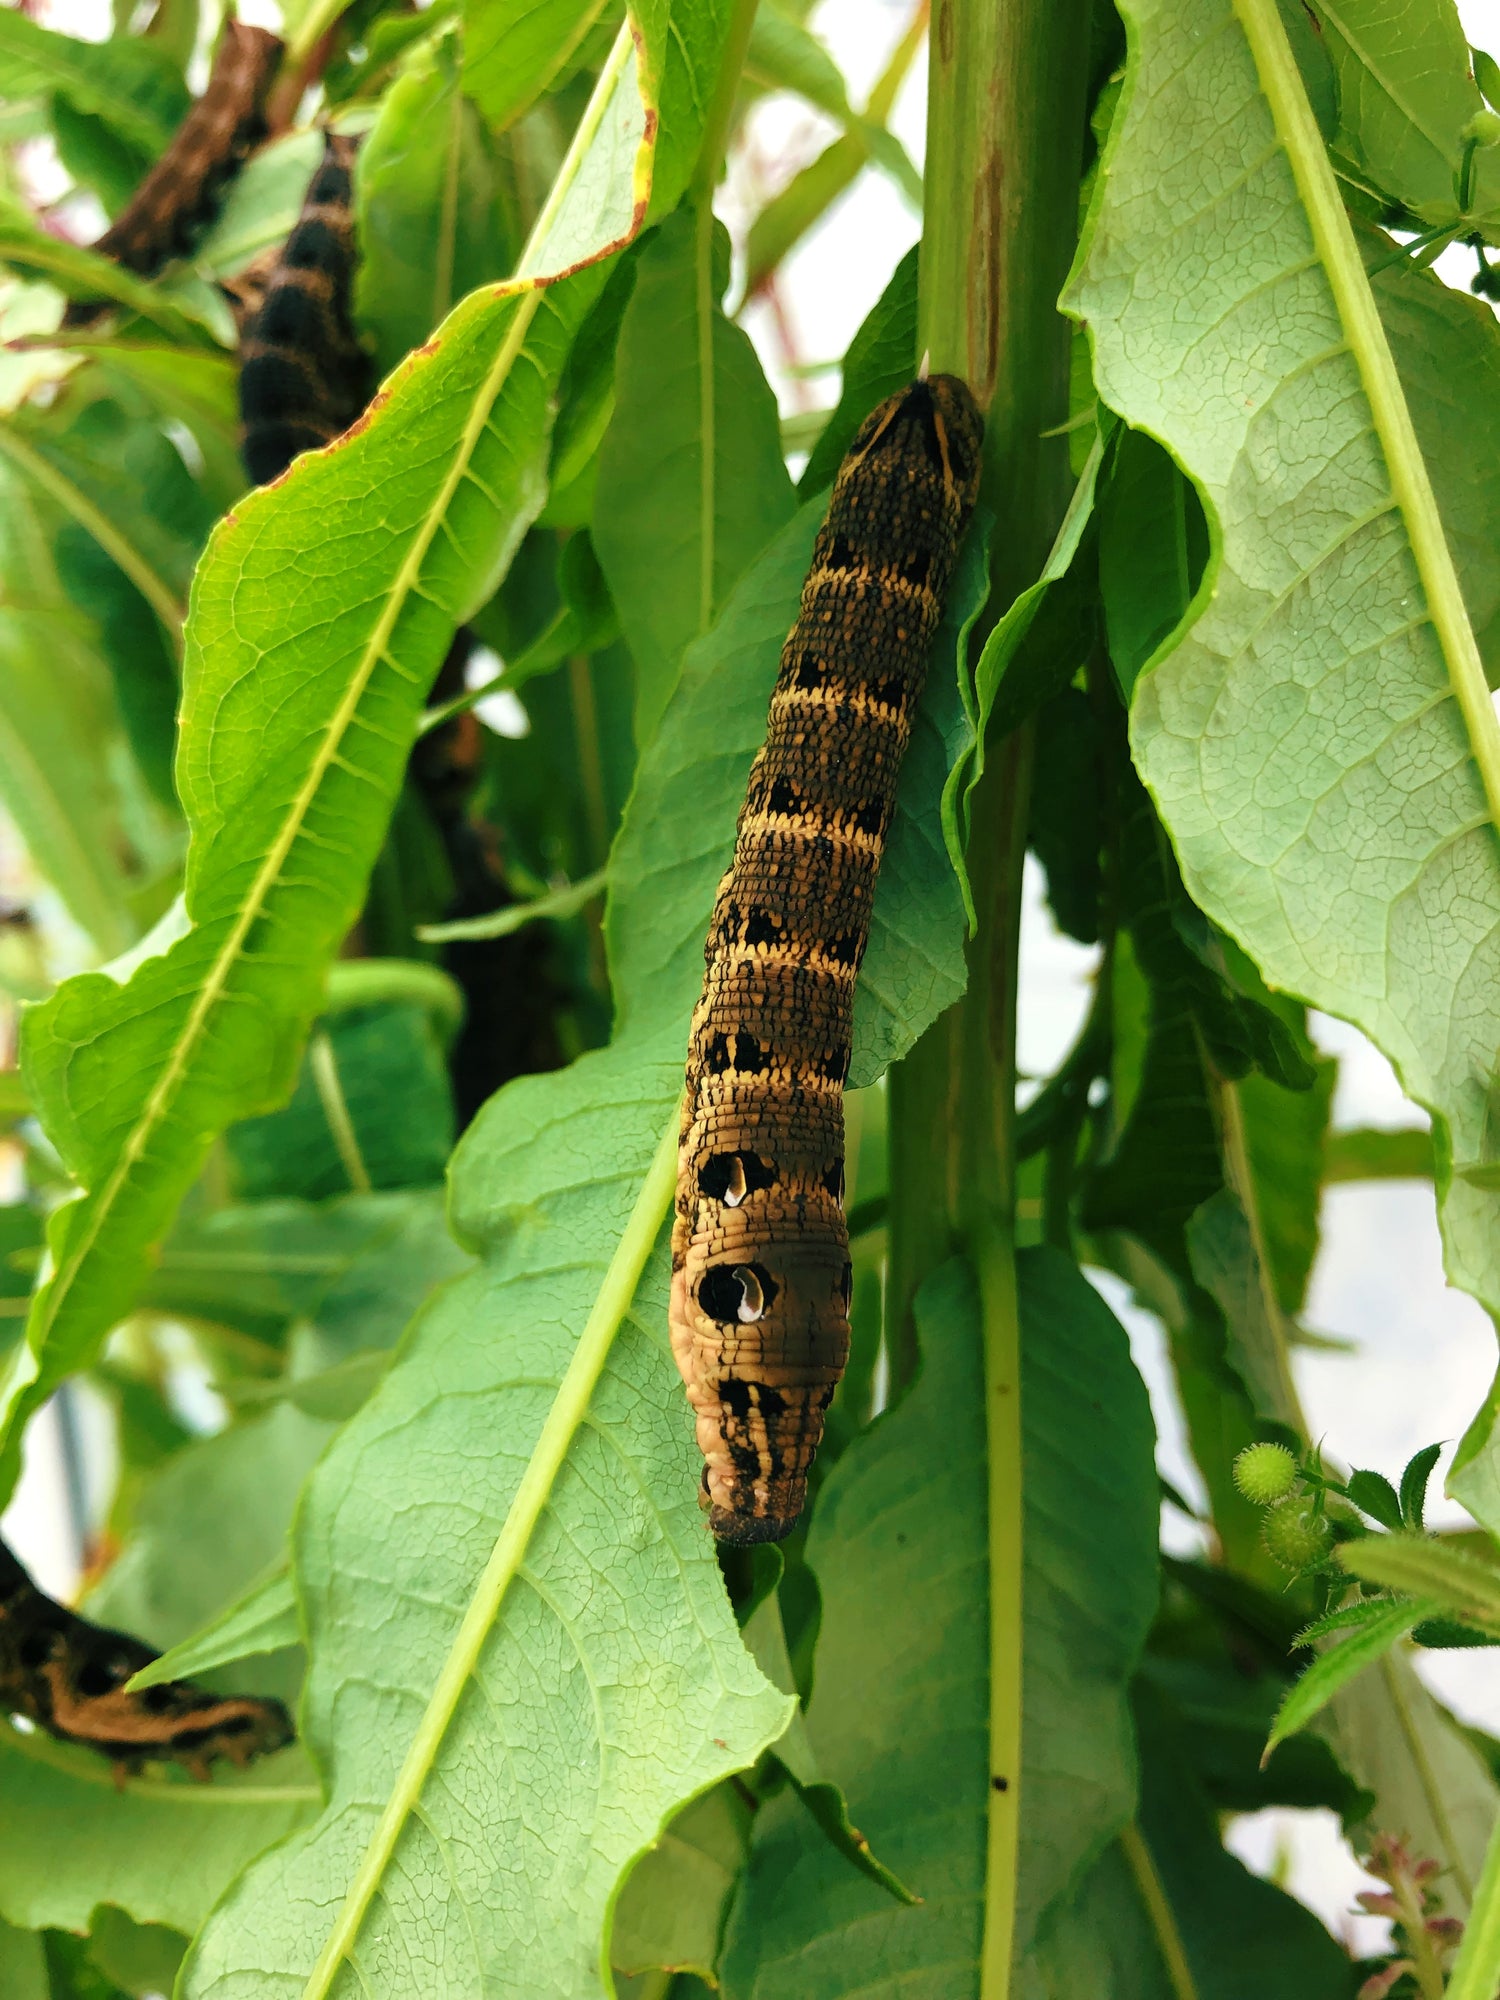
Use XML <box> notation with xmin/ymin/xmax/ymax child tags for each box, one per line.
<box><xmin>1465</xmin><ymin>109</ymin><xmax>1500</xmax><ymax>147</ymax></box>
<box><xmin>1233</xmin><ymin>1442</ymin><xmax>1298</xmax><ymax>1506</ymax></box>
<box><xmin>1262</xmin><ymin>1498</ymin><xmax>1333</xmax><ymax>1573</ymax></box>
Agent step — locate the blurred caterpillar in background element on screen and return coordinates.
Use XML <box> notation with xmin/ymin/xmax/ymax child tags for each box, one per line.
<box><xmin>0</xmin><ymin>1541</ymin><xmax>291</xmax><ymax>1781</ymax></box>
<box><xmin>65</xmin><ymin>19</ymin><xmax>282</xmax><ymax>322</ymax></box>
<box><xmin>671</xmin><ymin>375</ymin><xmax>985</xmax><ymax>1545</ymax></box>
<box><xmin>236</xmin><ymin>130</ymin><xmax>372</xmax><ymax>486</ymax></box>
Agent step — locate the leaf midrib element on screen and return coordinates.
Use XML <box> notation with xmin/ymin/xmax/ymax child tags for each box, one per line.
<box><xmin>1233</xmin><ymin>0</ymin><xmax>1500</xmax><ymax>832</ymax></box>
<box><xmin>14</xmin><ymin>287</ymin><xmax>544</xmax><ymax>1398</ymax></box>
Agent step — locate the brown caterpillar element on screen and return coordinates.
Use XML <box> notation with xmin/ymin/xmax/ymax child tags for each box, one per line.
<box><xmin>65</xmin><ymin>19</ymin><xmax>282</xmax><ymax>320</ymax></box>
<box><xmin>237</xmin><ymin>131</ymin><xmax>371</xmax><ymax>486</ymax></box>
<box><xmin>0</xmin><ymin>1540</ymin><xmax>291</xmax><ymax>1781</ymax></box>
<box><xmin>670</xmin><ymin>375</ymin><xmax>985</xmax><ymax>1544</ymax></box>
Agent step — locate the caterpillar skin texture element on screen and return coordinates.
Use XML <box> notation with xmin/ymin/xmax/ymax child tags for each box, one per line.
<box><xmin>0</xmin><ymin>1541</ymin><xmax>292</xmax><ymax>1781</ymax></box>
<box><xmin>671</xmin><ymin>375</ymin><xmax>985</xmax><ymax>1545</ymax></box>
<box><xmin>238</xmin><ymin>131</ymin><xmax>372</xmax><ymax>487</ymax></box>
<box><xmin>69</xmin><ymin>20</ymin><xmax>281</xmax><ymax>306</ymax></box>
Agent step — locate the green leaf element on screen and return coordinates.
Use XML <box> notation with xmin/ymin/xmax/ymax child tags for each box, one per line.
<box><xmin>606</xmin><ymin>498</ymin><xmax>982</xmax><ymax>1087</ymax></box>
<box><xmin>0</xmin><ymin>594</ymin><xmax>141</xmax><ymax>958</ymax></box>
<box><xmin>179</xmin><ymin>1068</ymin><xmax>792</xmax><ymax>2000</ymax></box>
<box><xmin>1265</xmin><ymin>1596</ymin><xmax>1434</xmax><ymax>1756</ymax></box>
<box><xmin>0</xmin><ymin>12</ymin><xmax>188</xmax><ymax>164</ymax></box>
<box><xmin>0</xmin><ymin>23</ymin><xmax>672</xmax><ymax>1505</ymax></box>
<box><xmin>1338</xmin><ymin>1532</ymin><xmax>1500</xmax><ymax>1632</ymax></box>
<box><xmin>1185</xmin><ymin>1189</ymin><xmax>1295</xmax><ymax>1426</ymax></box>
<box><xmin>593</xmin><ymin>206</ymin><xmax>795</xmax><ymax>743</ymax></box>
<box><xmin>1097</xmin><ymin>428</ymin><xmax>1207</xmax><ymax>703</ymax></box>
<box><xmin>0</xmin><ymin>195</ymin><xmax>219</xmax><ymax>346</ymax></box>
<box><xmin>797</xmin><ymin>244</ymin><xmax>917</xmax><ymax>495</ymax></box>
<box><xmin>82</xmin><ymin>1910</ymin><xmax>187</xmax><ymax>2000</ymax></box>
<box><xmin>1047</xmin><ymin>1688</ymin><xmax>1359</xmax><ymax>2000</ymax></box>
<box><xmin>721</xmin><ymin>1251</ymin><xmax>1159</xmax><ymax>1994</ymax></box>
<box><xmin>355</xmin><ymin>31</ymin><xmax>512</xmax><ymax>377</ymax></box>
<box><xmin>225</xmin><ymin>1000</ymin><xmax>455</xmax><ymax>1200</ymax></box>
<box><xmin>1344</xmin><ymin>1467</ymin><xmax>1406</xmax><ymax>1531</ymax></box>
<box><xmin>464</xmin><ymin>0</ymin><xmax>618</xmax><ymax>134</ymax></box>
<box><xmin>947</xmin><ymin>440</ymin><xmax>1101</xmax><ymax>898</ymax></box>
<box><xmin>1312</xmin><ymin>0</ymin><xmax>1500</xmax><ymax>226</ymax></box>
<box><xmin>1325</xmin><ymin>1648</ymin><xmax>1500</xmax><ymax>1905</ymax></box>
<box><xmin>125</xmin><ymin>1563</ymin><xmax>298</xmax><ymax>1694</ymax></box>
<box><xmin>0</xmin><ymin>1916</ymin><xmax>45</xmax><ymax>2000</ymax></box>
<box><xmin>1400</xmin><ymin>1441</ymin><xmax>1443</xmax><ymax>1529</ymax></box>
<box><xmin>610</xmin><ymin>1784</ymin><xmax>750</xmax><ymax>1982</ymax></box>
<box><xmin>1368</xmin><ymin>228</ymin><xmax>1500</xmax><ymax>684</ymax></box>
<box><xmin>1324</xmin><ymin>1124</ymin><xmax>1434</xmax><ymax>1181</ymax></box>
<box><xmin>1071</xmin><ymin>0</ymin><xmax>1500</xmax><ymax>1330</ymax></box>
<box><xmin>0</xmin><ymin>1722</ymin><xmax>318</xmax><ymax>1938</ymax></box>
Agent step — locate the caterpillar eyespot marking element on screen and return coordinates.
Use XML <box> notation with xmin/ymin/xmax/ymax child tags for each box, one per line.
<box><xmin>669</xmin><ymin>375</ymin><xmax>985</xmax><ymax>1546</ymax></box>
<box><xmin>0</xmin><ymin>1540</ymin><xmax>291</xmax><ymax>1782</ymax></box>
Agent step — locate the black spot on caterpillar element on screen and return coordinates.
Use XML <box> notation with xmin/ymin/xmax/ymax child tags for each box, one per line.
<box><xmin>0</xmin><ymin>1539</ymin><xmax>291</xmax><ymax>1782</ymax></box>
<box><xmin>670</xmin><ymin>375</ymin><xmax>985</xmax><ymax>1544</ymax></box>
<box><xmin>64</xmin><ymin>21</ymin><xmax>282</xmax><ymax>323</ymax></box>
<box><xmin>237</xmin><ymin>131</ymin><xmax>372</xmax><ymax>487</ymax></box>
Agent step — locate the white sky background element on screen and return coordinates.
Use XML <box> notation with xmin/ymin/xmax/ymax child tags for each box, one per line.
<box><xmin>8</xmin><ymin>0</ymin><xmax>1500</xmax><ymax>1961</ymax></box>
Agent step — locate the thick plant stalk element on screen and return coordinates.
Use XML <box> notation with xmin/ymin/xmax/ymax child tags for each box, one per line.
<box><xmin>890</xmin><ymin>0</ymin><xmax>1089</xmax><ymax>1989</ymax></box>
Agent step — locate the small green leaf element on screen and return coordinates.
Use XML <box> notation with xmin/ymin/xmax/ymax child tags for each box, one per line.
<box><xmin>124</xmin><ymin>1564</ymin><xmax>298</xmax><ymax>1695</ymax></box>
<box><xmin>0</xmin><ymin>11</ymin><xmax>188</xmax><ymax>163</ymax></box>
<box><xmin>1400</xmin><ymin>1441</ymin><xmax>1444</xmax><ymax>1529</ymax></box>
<box><xmin>1264</xmin><ymin>1596</ymin><xmax>1436</xmax><ymax>1758</ymax></box>
<box><xmin>1338</xmin><ymin>1532</ymin><xmax>1500</xmax><ymax>1633</ymax></box>
<box><xmin>593</xmin><ymin>206</ymin><xmax>795</xmax><ymax>743</ymax></box>
<box><xmin>1344</xmin><ymin>1467</ymin><xmax>1406</xmax><ymax>1531</ymax></box>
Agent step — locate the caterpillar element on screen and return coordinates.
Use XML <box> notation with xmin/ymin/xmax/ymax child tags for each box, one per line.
<box><xmin>65</xmin><ymin>20</ymin><xmax>282</xmax><ymax>318</ymax></box>
<box><xmin>237</xmin><ymin>131</ymin><xmax>371</xmax><ymax>486</ymax></box>
<box><xmin>0</xmin><ymin>1540</ymin><xmax>291</xmax><ymax>1782</ymax></box>
<box><xmin>670</xmin><ymin>374</ymin><xmax>985</xmax><ymax>1545</ymax></box>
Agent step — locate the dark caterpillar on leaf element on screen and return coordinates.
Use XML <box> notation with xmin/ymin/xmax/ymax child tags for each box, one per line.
<box><xmin>0</xmin><ymin>1540</ymin><xmax>291</xmax><ymax>1781</ymax></box>
<box><xmin>238</xmin><ymin>131</ymin><xmax>372</xmax><ymax>486</ymax></box>
<box><xmin>671</xmin><ymin>375</ymin><xmax>985</xmax><ymax>1544</ymax></box>
<box><xmin>65</xmin><ymin>20</ymin><xmax>282</xmax><ymax>322</ymax></box>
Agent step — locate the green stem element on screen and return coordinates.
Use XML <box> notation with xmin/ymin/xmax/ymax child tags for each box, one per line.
<box><xmin>1119</xmin><ymin>1823</ymin><xmax>1201</xmax><ymax>2000</ymax></box>
<box><xmin>892</xmin><ymin>0</ymin><xmax>1088</xmax><ymax>1992</ymax></box>
<box><xmin>1446</xmin><ymin>1805</ymin><xmax>1500</xmax><ymax>2000</ymax></box>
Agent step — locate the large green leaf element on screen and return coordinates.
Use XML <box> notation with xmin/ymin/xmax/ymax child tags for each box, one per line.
<box><xmin>720</xmin><ymin>1251</ymin><xmax>1158</xmax><ymax>1996</ymax></box>
<box><xmin>464</xmin><ymin>0</ymin><xmax>620</xmax><ymax>134</ymax></box>
<box><xmin>0</xmin><ymin>12</ymin><xmax>187</xmax><ymax>164</ymax></box>
<box><xmin>0</xmin><ymin>11</ymin><xmax>698</xmax><ymax>1508</ymax></box>
<box><xmin>1069</xmin><ymin>0</ymin><xmax>1500</xmax><ymax>1332</ymax></box>
<box><xmin>0</xmin><ymin>1719</ymin><xmax>316</xmax><ymax>1939</ymax></box>
<box><xmin>178</xmin><ymin>1046</ymin><xmax>792</xmax><ymax>2000</ymax></box>
<box><xmin>593</xmin><ymin>205</ymin><xmax>795</xmax><ymax>742</ymax></box>
<box><xmin>355</xmin><ymin>31</ymin><xmax>512</xmax><ymax>378</ymax></box>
